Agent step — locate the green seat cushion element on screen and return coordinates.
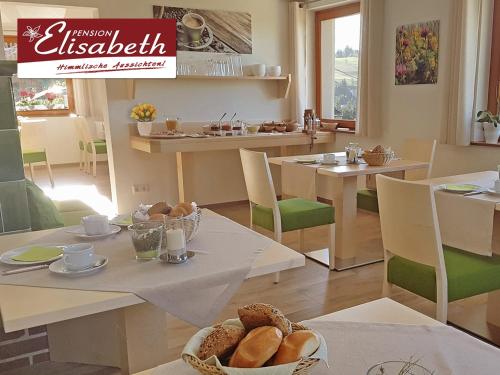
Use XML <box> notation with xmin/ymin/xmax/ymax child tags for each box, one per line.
<box><xmin>23</xmin><ymin>150</ymin><xmax>47</xmax><ymax>164</ymax></box>
<box><xmin>252</xmin><ymin>198</ymin><xmax>334</xmax><ymax>232</ymax></box>
<box><xmin>388</xmin><ymin>246</ymin><xmax>500</xmax><ymax>302</ymax></box>
<box><xmin>25</xmin><ymin>180</ymin><xmax>64</xmax><ymax>231</ymax></box>
<box><xmin>86</xmin><ymin>141</ymin><xmax>107</xmax><ymax>154</ymax></box>
<box><xmin>357</xmin><ymin>189</ymin><xmax>379</xmax><ymax>213</ymax></box>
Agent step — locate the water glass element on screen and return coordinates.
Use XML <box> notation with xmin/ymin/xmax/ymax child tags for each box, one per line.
<box><xmin>128</xmin><ymin>222</ymin><xmax>163</xmax><ymax>260</ymax></box>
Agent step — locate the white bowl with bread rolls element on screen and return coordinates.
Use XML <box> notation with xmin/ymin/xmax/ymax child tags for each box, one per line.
<box><xmin>182</xmin><ymin>303</ymin><xmax>327</xmax><ymax>375</ymax></box>
<box><xmin>132</xmin><ymin>201</ymin><xmax>201</xmax><ymax>242</ymax></box>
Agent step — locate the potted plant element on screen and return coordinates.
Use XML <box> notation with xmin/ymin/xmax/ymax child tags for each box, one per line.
<box><xmin>131</xmin><ymin>103</ymin><xmax>157</xmax><ymax>136</ymax></box>
<box><xmin>476</xmin><ymin>110</ymin><xmax>500</xmax><ymax>144</ymax></box>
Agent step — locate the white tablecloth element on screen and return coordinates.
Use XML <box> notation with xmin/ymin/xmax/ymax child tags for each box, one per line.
<box><xmin>151</xmin><ymin>321</ymin><xmax>500</xmax><ymax>374</ymax></box>
<box><xmin>0</xmin><ymin>211</ymin><xmax>271</xmax><ymax>327</ymax></box>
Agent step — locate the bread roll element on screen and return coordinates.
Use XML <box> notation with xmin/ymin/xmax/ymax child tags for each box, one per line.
<box><xmin>149</xmin><ymin>213</ymin><xmax>165</xmax><ymax>222</ymax></box>
<box><xmin>229</xmin><ymin>326</ymin><xmax>282</xmax><ymax>368</ymax></box>
<box><xmin>238</xmin><ymin>303</ymin><xmax>292</xmax><ymax>336</ymax></box>
<box><xmin>198</xmin><ymin>325</ymin><xmax>246</xmax><ymax>361</ymax></box>
<box><xmin>273</xmin><ymin>330</ymin><xmax>320</xmax><ymax>365</ymax></box>
<box><xmin>148</xmin><ymin>202</ymin><xmax>169</xmax><ymax>215</ymax></box>
<box><xmin>168</xmin><ymin>206</ymin><xmax>187</xmax><ymax>218</ymax></box>
<box><xmin>177</xmin><ymin>202</ymin><xmax>194</xmax><ymax>215</ymax></box>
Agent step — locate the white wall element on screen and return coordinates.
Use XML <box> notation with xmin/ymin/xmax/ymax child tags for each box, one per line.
<box><xmin>313</xmin><ymin>0</ymin><xmax>500</xmax><ymax>179</ymax></box>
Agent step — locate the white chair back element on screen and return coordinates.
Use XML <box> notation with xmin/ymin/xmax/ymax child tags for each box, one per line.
<box><xmin>18</xmin><ymin>121</ymin><xmax>47</xmax><ymax>152</ymax></box>
<box><xmin>377</xmin><ymin>174</ymin><xmax>445</xmax><ymax>268</ymax></box>
<box><xmin>281</xmin><ymin>161</ymin><xmax>317</xmax><ymax>200</ymax></box>
<box><xmin>77</xmin><ymin>116</ymin><xmax>93</xmax><ymax>146</ymax></box>
<box><xmin>402</xmin><ymin>138</ymin><xmax>437</xmax><ymax>180</ymax></box>
<box><xmin>239</xmin><ymin>149</ymin><xmax>278</xmax><ymax>209</ymax></box>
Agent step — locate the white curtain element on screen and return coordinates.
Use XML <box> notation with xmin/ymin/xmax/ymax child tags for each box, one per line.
<box><xmin>356</xmin><ymin>0</ymin><xmax>384</xmax><ymax>138</ymax></box>
<box><xmin>72</xmin><ymin>78</ymin><xmax>92</xmax><ymax>117</ymax></box>
<box><xmin>289</xmin><ymin>2</ymin><xmax>307</xmax><ymax>124</ymax></box>
<box><xmin>442</xmin><ymin>0</ymin><xmax>494</xmax><ymax>146</ymax></box>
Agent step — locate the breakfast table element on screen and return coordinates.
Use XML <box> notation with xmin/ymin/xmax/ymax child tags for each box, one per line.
<box><xmin>0</xmin><ymin>209</ymin><xmax>305</xmax><ymax>374</ymax></box>
<box><xmin>135</xmin><ymin>298</ymin><xmax>500</xmax><ymax>374</ymax></box>
<box><xmin>268</xmin><ymin>152</ymin><xmax>429</xmax><ymax>270</ymax></box>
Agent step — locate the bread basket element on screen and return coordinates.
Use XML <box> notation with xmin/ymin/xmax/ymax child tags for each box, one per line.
<box><xmin>362</xmin><ymin>152</ymin><xmax>393</xmax><ymax>166</ymax></box>
<box><xmin>182</xmin><ymin>321</ymin><xmax>323</xmax><ymax>375</ymax></box>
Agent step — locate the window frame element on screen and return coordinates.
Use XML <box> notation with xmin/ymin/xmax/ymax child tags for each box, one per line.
<box><xmin>4</xmin><ymin>36</ymin><xmax>76</xmax><ymax>117</ymax></box>
<box><xmin>487</xmin><ymin>0</ymin><xmax>500</xmax><ymax>114</ymax></box>
<box><xmin>315</xmin><ymin>2</ymin><xmax>360</xmax><ymax>130</ymax></box>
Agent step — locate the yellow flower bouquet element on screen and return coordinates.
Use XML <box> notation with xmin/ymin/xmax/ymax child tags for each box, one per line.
<box><xmin>130</xmin><ymin>103</ymin><xmax>157</xmax><ymax>122</ymax></box>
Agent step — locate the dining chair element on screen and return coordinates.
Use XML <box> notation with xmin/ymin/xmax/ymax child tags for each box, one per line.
<box><xmin>377</xmin><ymin>174</ymin><xmax>500</xmax><ymax>322</ymax></box>
<box><xmin>358</xmin><ymin>138</ymin><xmax>437</xmax><ymax>213</ymax></box>
<box><xmin>78</xmin><ymin>117</ymin><xmax>107</xmax><ymax>177</ymax></box>
<box><xmin>239</xmin><ymin>149</ymin><xmax>335</xmax><ymax>278</ymax></box>
<box><xmin>19</xmin><ymin>122</ymin><xmax>55</xmax><ymax>188</ymax></box>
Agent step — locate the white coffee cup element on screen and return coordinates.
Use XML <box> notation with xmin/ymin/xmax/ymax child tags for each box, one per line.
<box><xmin>63</xmin><ymin>243</ymin><xmax>95</xmax><ymax>271</ymax></box>
<box><xmin>495</xmin><ymin>179</ymin><xmax>500</xmax><ymax>193</ymax></box>
<box><xmin>251</xmin><ymin>64</ymin><xmax>266</xmax><ymax>77</ymax></box>
<box><xmin>323</xmin><ymin>153</ymin><xmax>336</xmax><ymax>164</ymax></box>
<box><xmin>266</xmin><ymin>65</ymin><xmax>282</xmax><ymax>77</ymax></box>
<box><xmin>81</xmin><ymin>214</ymin><xmax>109</xmax><ymax>235</ymax></box>
<box><xmin>181</xmin><ymin>13</ymin><xmax>206</xmax><ymax>43</ymax></box>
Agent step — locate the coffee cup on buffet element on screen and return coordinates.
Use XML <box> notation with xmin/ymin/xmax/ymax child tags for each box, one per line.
<box><xmin>251</xmin><ymin>64</ymin><xmax>266</xmax><ymax>77</ymax></box>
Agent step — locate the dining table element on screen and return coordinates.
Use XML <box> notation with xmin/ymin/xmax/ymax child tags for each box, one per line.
<box><xmin>268</xmin><ymin>152</ymin><xmax>430</xmax><ymax>270</ymax></box>
<box><xmin>135</xmin><ymin>297</ymin><xmax>500</xmax><ymax>375</ymax></box>
<box><xmin>0</xmin><ymin>209</ymin><xmax>305</xmax><ymax>374</ymax></box>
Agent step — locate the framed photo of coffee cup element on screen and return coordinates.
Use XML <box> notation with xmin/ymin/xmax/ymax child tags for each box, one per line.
<box><xmin>153</xmin><ymin>5</ymin><xmax>252</xmax><ymax>54</ymax></box>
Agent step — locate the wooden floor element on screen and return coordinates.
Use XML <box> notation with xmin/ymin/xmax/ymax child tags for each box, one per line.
<box><xmin>7</xmin><ymin>168</ymin><xmax>494</xmax><ymax>374</ymax></box>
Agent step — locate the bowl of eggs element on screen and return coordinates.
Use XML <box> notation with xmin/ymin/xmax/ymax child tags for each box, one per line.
<box><xmin>132</xmin><ymin>201</ymin><xmax>202</xmax><ymax>242</ymax></box>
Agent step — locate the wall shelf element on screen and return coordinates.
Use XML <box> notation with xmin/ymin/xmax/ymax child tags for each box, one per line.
<box><xmin>125</xmin><ymin>74</ymin><xmax>292</xmax><ymax>101</ymax></box>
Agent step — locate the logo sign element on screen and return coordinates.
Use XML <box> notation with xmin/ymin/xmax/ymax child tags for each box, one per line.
<box><xmin>17</xmin><ymin>19</ymin><xmax>176</xmax><ymax>78</ymax></box>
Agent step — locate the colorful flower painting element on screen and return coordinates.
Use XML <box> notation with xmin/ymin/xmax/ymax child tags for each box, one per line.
<box><xmin>395</xmin><ymin>20</ymin><xmax>439</xmax><ymax>85</ymax></box>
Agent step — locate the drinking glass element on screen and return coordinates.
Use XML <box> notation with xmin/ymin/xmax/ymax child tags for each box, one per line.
<box><xmin>128</xmin><ymin>222</ymin><xmax>163</xmax><ymax>260</ymax></box>
<box><xmin>161</xmin><ymin>217</ymin><xmax>188</xmax><ymax>263</ymax></box>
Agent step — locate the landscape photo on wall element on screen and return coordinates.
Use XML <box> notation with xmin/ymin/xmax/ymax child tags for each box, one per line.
<box><xmin>395</xmin><ymin>19</ymin><xmax>439</xmax><ymax>85</ymax></box>
<box><xmin>153</xmin><ymin>6</ymin><xmax>252</xmax><ymax>54</ymax></box>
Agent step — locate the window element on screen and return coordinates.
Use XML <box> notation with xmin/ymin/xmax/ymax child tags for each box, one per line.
<box><xmin>12</xmin><ymin>77</ymin><xmax>75</xmax><ymax>117</ymax></box>
<box><xmin>3</xmin><ymin>36</ymin><xmax>75</xmax><ymax>117</ymax></box>
<box><xmin>315</xmin><ymin>3</ymin><xmax>360</xmax><ymax>130</ymax></box>
<box><xmin>488</xmin><ymin>0</ymin><xmax>500</xmax><ymax>114</ymax></box>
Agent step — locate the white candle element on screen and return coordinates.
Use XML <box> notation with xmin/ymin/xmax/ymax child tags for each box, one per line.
<box><xmin>166</xmin><ymin>228</ymin><xmax>186</xmax><ymax>251</ymax></box>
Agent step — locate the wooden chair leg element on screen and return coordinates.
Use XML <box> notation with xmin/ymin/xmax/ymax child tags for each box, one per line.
<box><xmin>328</xmin><ymin>223</ymin><xmax>336</xmax><ymax>270</ymax></box>
<box><xmin>382</xmin><ymin>249</ymin><xmax>392</xmax><ymax>296</ymax></box>
<box><xmin>274</xmin><ymin>272</ymin><xmax>280</xmax><ymax>284</ymax></box>
<box><xmin>79</xmin><ymin>150</ymin><xmax>84</xmax><ymax>170</ymax></box>
<box><xmin>46</xmin><ymin>161</ymin><xmax>54</xmax><ymax>188</ymax></box>
<box><xmin>298</xmin><ymin>229</ymin><xmax>305</xmax><ymax>251</ymax></box>
<box><xmin>29</xmin><ymin>163</ymin><xmax>35</xmax><ymax>182</ymax></box>
<box><xmin>273</xmin><ymin>228</ymin><xmax>282</xmax><ymax>284</ymax></box>
<box><xmin>92</xmin><ymin>152</ymin><xmax>97</xmax><ymax>177</ymax></box>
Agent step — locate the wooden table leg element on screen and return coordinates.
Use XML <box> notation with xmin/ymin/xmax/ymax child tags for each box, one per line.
<box><xmin>47</xmin><ymin>303</ymin><xmax>169</xmax><ymax>374</ymax></box>
<box><xmin>332</xmin><ymin>176</ymin><xmax>358</xmax><ymax>262</ymax></box>
<box><xmin>176</xmin><ymin>151</ymin><xmax>185</xmax><ymax>202</ymax></box>
<box><xmin>487</xmin><ymin>290</ymin><xmax>500</xmax><ymax>327</ymax></box>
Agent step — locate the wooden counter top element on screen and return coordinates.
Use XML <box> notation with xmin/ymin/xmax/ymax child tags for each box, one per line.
<box><xmin>130</xmin><ymin>129</ymin><xmax>335</xmax><ymax>154</ymax></box>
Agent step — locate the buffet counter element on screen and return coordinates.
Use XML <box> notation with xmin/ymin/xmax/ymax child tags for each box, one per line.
<box><xmin>129</xmin><ymin>125</ymin><xmax>335</xmax><ymax>201</ymax></box>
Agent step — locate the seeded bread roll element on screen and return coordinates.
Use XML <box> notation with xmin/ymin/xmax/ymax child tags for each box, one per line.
<box><xmin>238</xmin><ymin>303</ymin><xmax>292</xmax><ymax>336</ymax></box>
<box><xmin>197</xmin><ymin>325</ymin><xmax>246</xmax><ymax>361</ymax></box>
<box><xmin>228</xmin><ymin>326</ymin><xmax>282</xmax><ymax>368</ymax></box>
<box><xmin>273</xmin><ymin>330</ymin><xmax>320</xmax><ymax>365</ymax></box>
<box><xmin>148</xmin><ymin>201</ymin><xmax>169</xmax><ymax>215</ymax></box>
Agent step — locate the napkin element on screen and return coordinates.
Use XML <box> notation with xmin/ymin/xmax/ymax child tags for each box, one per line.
<box><xmin>11</xmin><ymin>246</ymin><xmax>63</xmax><ymax>262</ymax></box>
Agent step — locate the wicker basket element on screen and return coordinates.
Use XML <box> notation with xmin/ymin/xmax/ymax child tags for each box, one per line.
<box><xmin>182</xmin><ymin>322</ymin><xmax>320</xmax><ymax>375</ymax></box>
<box><xmin>362</xmin><ymin>152</ymin><xmax>392</xmax><ymax>166</ymax></box>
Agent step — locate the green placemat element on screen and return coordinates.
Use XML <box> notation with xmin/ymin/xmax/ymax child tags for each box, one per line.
<box><xmin>442</xmin><ymin>184</ymin><xmax>481</xmax><ymax>192</ymax></box>
<box><xmin>11</xmin><ymin>246</ymin><xmax>63</xmax><ymax>262</ymax></box>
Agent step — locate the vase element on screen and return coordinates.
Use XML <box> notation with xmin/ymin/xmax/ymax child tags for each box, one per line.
<box><xmin>137</xmin><ymin>121</ymin><xmax>153</xmax><ymax>137</ymax></box>
<box><xmin>471</xmin><ymin>122</ymin><xmax>485</xmax><ymax>142</ymax></box>
<box><xmin>483</xmin><ymin>122</ymin><xmax>500</xmax><ymax>144</ymax></box>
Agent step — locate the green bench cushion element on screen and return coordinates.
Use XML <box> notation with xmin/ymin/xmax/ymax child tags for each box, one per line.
<box><xmin>23</xmin><ymin>150</ymin><xmax>47</xmax><ymax>164</ymax></box>
<box><xmin>252</xmin><ymin>198</ymin><xmax>334</xmax><ymax>232</ymax></box>
<box><xmin>25</xmin><ymin>180</ymin><xmax>64</xmax><ymax>231</ymax></box>
<box><xmin>388</xmin><ymin>246</ymin><xmax>500</xmax><ymax>302</ymax></box>
<box><xmin>357</xmin><ymin>189</ymin><xmax>379</xmax><ymax>213</ymax></box>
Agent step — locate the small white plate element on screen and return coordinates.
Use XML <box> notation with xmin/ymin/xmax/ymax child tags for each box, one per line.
<box><xmin>0</xmin><ymin>244</ymin><xmax>65</xmax><ymax>266</ymax></box>
<box><xmin>486</xmin><ymin>189</ymin><xmax>500</xmax><ymax>196</ymax></box>
<box><xmin>295</xmin><ymin>159</ymin><xmax>321</xmax><ymax>164</ymax></box>
<box><xmin>49</xmin><ymin>255</ymin><xmax>108</xmax><ymax>277</ymax></box>
<box><xmin>65</xmin><ymin>225</ymin><xmax>121</xmax><ymax>239</ymax></box>
<box><xmin>109</xmin><ymin>214</ymin><xmax>132</xmax><ymax>228</ymax></box>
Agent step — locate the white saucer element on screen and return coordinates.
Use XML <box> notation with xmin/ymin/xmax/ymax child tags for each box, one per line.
<box><xmin>49</xmin><ymin>255</ymin><xmax>108</xmax><ymax>277</ymax></box>
<box><xmin>0</xmin><ymin>244</ymin><xmax>65</xmax><ymax>266</ymax></box>
<box><xmin>109</xmin><ymin>214</ymin><xmax>132</xmax><ymax>228</ymax></box>
<box><xmin>65</xmin><ymin>225</ymin><xmax>121</xmax><ymax>239</ymax></box>
<box><xmin>486</xmin><ymin>188</ymin><xmax>500</xmax><ymax>196</ymax></box>
<box><xmin>321</xmin><ymin>160</ymin><xmax>339</xmax><ymax>165</ymax></box>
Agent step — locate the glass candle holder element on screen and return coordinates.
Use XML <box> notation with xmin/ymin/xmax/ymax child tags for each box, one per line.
<box><xmin>128</xmin><ymin>222</ymin><xmax>163</xmax><ymax>260</ymax></box>
<box><xmin>160</xmin><ymin>217</ymin><xmax>188</xmax><ymax>263</ymax></box>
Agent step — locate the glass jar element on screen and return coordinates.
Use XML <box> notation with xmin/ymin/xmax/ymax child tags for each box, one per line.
<box><xmin>160</xmin><ymin>217</ymin><xmax>188</xmax><ymax>263</ymax></box>
<box><xmin>128</xmin><ymin>222</ymin><xmax>163</xmax><ymax>260</ymax></box>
